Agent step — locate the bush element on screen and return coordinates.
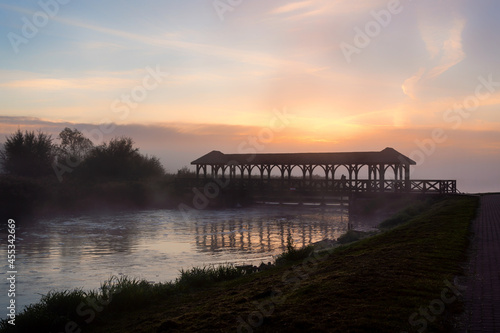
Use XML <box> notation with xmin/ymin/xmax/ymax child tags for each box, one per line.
<box><xmin>79</xmin><ymin>137</ymin><xmax>165</xmax><ymax>181</ymax></box>
<box><xmin>275</xmin><ymin>236</ymin><xmax>314</xmax><ymax>265</ymax></box>
<box><xmin>176</xmin><ymin>264</ymin><xmax>245</xmax><ymax>289</ymax></box>
<box><xmin>101</xmin><ymin>276</ymin><xmax>176</xmax><ymax>312</ymax></box>
<box><xmin>0</xmin><ymin>276</ymin><xmax>178</xmax><ymax>333</ymax></box>
<box><xmin>0</xmin><ymin>289</ymin><xmax>92</xmax><ymax>333</ymax></box>
<box><xmin>0</xmin><ymin>130</ymin><xmax>55</xmax><ymax>177</ymax></box>
<box><xmin>337</xmin><ymin>230</ymin><xmax>364</xmax><ymax>244</ymax></box>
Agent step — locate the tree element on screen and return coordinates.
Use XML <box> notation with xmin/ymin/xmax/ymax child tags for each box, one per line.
<box><xmin>56</xmin><ymin>127</ymin><xmax>93</xmax><ymax>163</ymax></box>
<box><xmin>177</xmin><ymin>166</ymin><xmax>196</xmax><ymax>177</ymax></box>
<box><xmin>137</xmin><ymin>155</ymin><xmax>165</xmax><ymax>179</ymax></box>
<box><xmin>80</xmin><ymin>137</ymin><xmax>164</xmax><ymax>181</ymax></box>
<box><xmin>0</xmin><ymin>129</ymin><xmax>55</xmax><ymax>177</ymax></box>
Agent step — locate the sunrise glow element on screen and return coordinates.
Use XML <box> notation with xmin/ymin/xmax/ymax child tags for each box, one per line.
<box><xmin>1</xmin><ymin>0</ymin><xmax>499</xmax><ymax>192</ymax></box>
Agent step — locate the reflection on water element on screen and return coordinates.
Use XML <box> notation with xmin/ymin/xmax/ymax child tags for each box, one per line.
<box><xmin>0</xmin><ymin>205</ymin><xmax>373</xmax><ymax>312</ymax></box>
<box><xmin>193</xmin><ymin>211</ymin><xmax>346</xmax><ymax>254</ymax></box>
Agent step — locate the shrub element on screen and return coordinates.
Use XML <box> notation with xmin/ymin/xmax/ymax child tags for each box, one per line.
<box><xmin>176</xmin><ymin>264</ymin><xmax>245</xmax><ymax>289</ymax></box>
<box><xmin>0</xmin><ymin>130</ymin><xmax>55</xmax><ymax>177</ymax></box>
<box><xmin>337</xmin><ymin>230</ymin><xmax>364</xmax><ymax>244</ymax></box>
<box><xmin>275</xmin><ymin>236</ymin><xmax>314</xmax><ymax>265</ymax></box>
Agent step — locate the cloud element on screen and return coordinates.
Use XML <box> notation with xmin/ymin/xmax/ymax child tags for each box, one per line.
<box><xmin>0</xmin><ymin>2</ymin><xmax>322</xmax><ymax>75</ymax></box>
<box><xmin>50</xmin><ymin>15</ymin><xmax>323</xmax><ymax>74</ymax></box>
<box><xmin>401</xmin><ymin>68</ymin><xmax>426</xmax><ymax>100</ymax></box>
<box><xmin>402</xmin><ymin>16</ymin><xmax>466</xmax><ymax>99</ymax></box>
<box><xmin>1</xmin><ymin>116</ymin><xmax>498</xmax><ymax>191</ymax></box>
<box><xmin>0</xmin><ymin>77</ymin><xmax>136</xmax><ymax>91</ymax></box>
<box><xmin>269</xmin><ymin>1</ymin><xmax>313</xmax><ymax>15</ymax></box>
<box><xmin>425</xmin><ymin>17</ymin><xmax>466</xmax><ymax>78</ymax></box>
<box><xmin>0</xmin><ymin>116</ymin><xmax>262</xmax><ymax>150</ymax></box>
<box><xmin>267</xmin><ymin>0</ymin><xmax>389</xmax><ymax>20</ymax></box>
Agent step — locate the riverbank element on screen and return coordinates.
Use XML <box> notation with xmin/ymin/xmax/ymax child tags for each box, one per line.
<box><xmin>0</xmin><ymin>195</ymin><xmax>478</xmax><ymax>332</ymax></box>
<box><xmin>0</xmin><ymin>175</ymin><xmax>179</xmax><ymax>221</ymax></box>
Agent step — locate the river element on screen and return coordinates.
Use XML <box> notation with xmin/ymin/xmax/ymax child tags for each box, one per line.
<box><xmin>1</xmin><ymin>204</ymin><xmax>379</xmax><ymax>313</ymax></box>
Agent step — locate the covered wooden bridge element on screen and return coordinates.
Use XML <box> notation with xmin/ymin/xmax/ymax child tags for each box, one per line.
<box><xmin>188</xmin><ymin>148</ymin><xmax>456</xmax><ymax>196</ymax></box>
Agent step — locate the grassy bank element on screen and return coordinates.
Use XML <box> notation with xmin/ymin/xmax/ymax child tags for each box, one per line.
<box><xmin>1</xmin><ymin>195</ymin><xmax>478</xmax><ymax>332</ymax></box>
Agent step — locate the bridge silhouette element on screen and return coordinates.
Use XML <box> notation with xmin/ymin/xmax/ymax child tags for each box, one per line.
<box><xmin>178</xmin><ymin>148</ymin><xmax>457</xmax><ymax>206</ymax></box>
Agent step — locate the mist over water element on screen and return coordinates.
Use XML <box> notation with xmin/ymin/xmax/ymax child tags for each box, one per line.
<box><xmin>1</xmin><ymin>205</ymin><xmax>377</xmax><ymax>312</ymax></box>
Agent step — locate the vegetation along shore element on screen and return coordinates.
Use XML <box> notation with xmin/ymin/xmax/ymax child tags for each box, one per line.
<box><xmin>0</xmin><ymin>128</ymin><xmax>188</xmax><ymax>221</ymax></box>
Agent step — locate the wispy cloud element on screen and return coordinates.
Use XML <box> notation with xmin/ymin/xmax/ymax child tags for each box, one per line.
<box><xmin>269</xmin><ymin>1</ymin><xmax>313</xmax><ymax>15</ymax></box>
<box><xmin>78</xmin><ymin>41</ymin><xmax>127</xmax><ymax>51</ymax></box>
<box><xmin>0</xmin><ymin>77</ymin><xmax>136</xmax><ymax>91</ymax></box>
<box><xmin>0</xmin><ymin>2</ymin><xmax>321</xmax><ymax>74</ymax></box>
<box><xmin>267</xmin><ymin>0</ymin><xmax>388</xmax><ymax>20</ymax></box>
<box><xmin>0</xmin><ymin>3</ymin><xmax>36</xmax><ymax>16</ymax></box>
<box><xmin>402</xmin><ymin>68</ymin><xmax>426</xmax><ymax>100</ymax></box>
<box><xmin>50</xmin><ymin>16</ymin><xmax>322</xmax><ymax>74</ymax></box>
<box><xmin>402</xmin><ymin>16</ymin><xmax>466</xmax><ymax>99</ymax></box>
<box><xmin>426</xmin><ymin>18</ymin><xmax>466</xmax><ymax>78</ymax></box>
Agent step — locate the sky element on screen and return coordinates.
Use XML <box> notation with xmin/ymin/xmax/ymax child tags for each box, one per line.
<box><xmin>0</xmin><ymin>0</ymin><xmax>499</xmax><ymax>192</ymax></box>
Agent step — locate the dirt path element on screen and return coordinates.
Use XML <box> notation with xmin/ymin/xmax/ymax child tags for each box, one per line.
<box><xmin>462</xmin><ymin>194</ymin><xmax>500</xmax><ymax>332</ymax></box>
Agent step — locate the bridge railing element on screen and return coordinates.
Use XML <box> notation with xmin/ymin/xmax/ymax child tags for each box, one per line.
<box><xmin>176</xmin><ymin>178</ymin><xmax>457</xmax><ymax>194</ymax></box>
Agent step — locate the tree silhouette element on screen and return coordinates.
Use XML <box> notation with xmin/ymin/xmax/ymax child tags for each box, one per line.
<box><xmin>56</xmin><ymin>127</ymin><xmax>93</xmax><ymax>164</ymax></box>
<box><xmin>177</xmin><ymin>166</ymin><xmax>196</xmax><ymax>177</ymax></box>
<box><xmin>80</xmin><ymin>137</ymin><xmax>164</xmax><ymax>180</ymax></box>
<box><xmin>0</xmin><ymin>129</ymin><xmax>55</xmax><ymax>177</ymax></box>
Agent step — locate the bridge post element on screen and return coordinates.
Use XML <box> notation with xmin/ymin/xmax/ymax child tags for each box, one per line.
<box><xmin>379</xmin><ymin>163</ymin><xmax>385</xmax><ymax>192</ymax></box>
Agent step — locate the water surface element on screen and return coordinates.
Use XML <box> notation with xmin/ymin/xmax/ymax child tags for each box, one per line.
<box><xmin>1</xmin><ymin>205</ymin><xmax>376</xmax><ymax>312</ymax></box>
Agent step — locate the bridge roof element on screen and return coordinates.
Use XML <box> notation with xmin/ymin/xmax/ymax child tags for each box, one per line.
<box><xmin>191</xmin><ymin>147</ymin><xmax>416</xmax><ymax>166</ymax></box>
